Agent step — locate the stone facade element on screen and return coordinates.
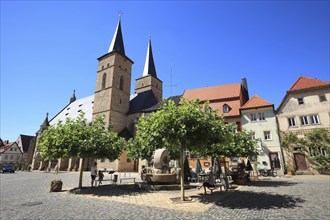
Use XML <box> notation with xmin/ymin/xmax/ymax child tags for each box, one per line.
<box><xmin>276</xmin><ymin>76</ymin><xmax>330</xmax><ymax>173</ymax></box>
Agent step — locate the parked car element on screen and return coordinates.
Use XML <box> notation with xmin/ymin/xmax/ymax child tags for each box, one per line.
<box><xmin>2</xmin><ymin>164</ymin><xmax>15</xmax><ymax>173</ymax></box>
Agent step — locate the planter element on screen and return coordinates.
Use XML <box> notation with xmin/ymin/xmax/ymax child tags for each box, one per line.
<box><xmin>287</xmin><ymin>171</ymin><xmax>295</xmax><ymax>176</ymax></box>
<box><xmin>236</xmin><ymin>178</ymin><xmax>247</xmax><ymax>185</ymax></box>
<box><xmin>50</xmin><ymin>180</ymin><xmax>63</xmax><ymax>192</ymax></box>
<box><xmin>250</xmin><ymin>176</ymin><xmax>259</xmax><ymax>181</ymax></box>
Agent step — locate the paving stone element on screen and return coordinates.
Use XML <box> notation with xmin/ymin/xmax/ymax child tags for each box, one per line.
<box><xmin>0</xmin><ymin>172</ymin><xmax>329</xmax><ymax>219</ymax></box>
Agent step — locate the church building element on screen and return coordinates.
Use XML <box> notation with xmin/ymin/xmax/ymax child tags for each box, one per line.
<box><xmin>31</xmin><ymin>18</ymin><xmax>163</xmax><ymax>172</ymax></box>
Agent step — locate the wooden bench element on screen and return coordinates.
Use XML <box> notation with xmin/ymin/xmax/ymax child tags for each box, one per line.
<box><xmin>208</xmin><ymin>180</ymin><xmax>225</xmax><ymax>194</ymax></box>
<box><xmin>119</xmin><ymin>177</ymin><xmax>136</xmax><ymax>184</ymax></box>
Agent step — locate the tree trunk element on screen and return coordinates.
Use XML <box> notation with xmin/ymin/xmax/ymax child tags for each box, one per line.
<box><xmin>223</xmin><ymin>158</ymin><xmax>229</xmax><ymax>191</ymax></box>
<box><xmin>78</xmin><ymin>158</ymin><xmax>84</xmax><ymax>188</ymax></box>
<box><xmin>180</xmin><ymin>150</ymin><xmax>185</xmax><ymax>201</ymax></box>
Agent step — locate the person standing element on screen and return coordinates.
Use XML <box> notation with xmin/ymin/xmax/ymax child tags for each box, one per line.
<box><xmin>91</xmin><ymin>162</ymin><xmax>97</xmax><ymax>187</ymax></box>
<box><xmin>54</xmin><ymin>163</ymin><xmax>59</xmax><ymax>175</ymax></box>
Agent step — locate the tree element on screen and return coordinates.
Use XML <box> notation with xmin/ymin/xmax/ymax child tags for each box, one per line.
<box><xmin>37</xmin><ymin>113</ymin><xmax>124</xmax><ymax>188</ymax></box>
<box><xmin>281</xmin><ymin>129</ymin><xmax>330</xmax><ymax>174</ymax></box>
<box><xmin>127</xmin><ymin>98</ymin><xmax>258</xmax><ymax>200</ymax></box>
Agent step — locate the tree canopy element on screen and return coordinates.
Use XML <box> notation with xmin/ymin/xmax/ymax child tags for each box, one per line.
<box><xmin>127</xmin><ymin>98</ymin><xmax>258</xmax><ymax>200</ymax></box>
<box><xmin>37</xmin><ymin>113</ymin><xmax>125</xmax><ymax>187</ymax></box>
<box><xmin>281</xmin><ymin>128</ymin><xmax>330</xmax><ymax>174</ymax></box>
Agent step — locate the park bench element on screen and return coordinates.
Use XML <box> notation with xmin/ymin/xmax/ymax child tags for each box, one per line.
<box><xmin>119</xmin><ymin>177</ymin><xmax>136</xmax><ymax>184</ymax></box>
<box><xmin>208</xmin><ymin>181</ymin><xmax>225</xmax><ymax>194</ymax></box>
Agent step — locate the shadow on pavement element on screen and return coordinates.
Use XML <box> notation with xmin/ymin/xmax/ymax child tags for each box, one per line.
<box><xmin>192</xmin><ymin>190</ymin><xmax>305</xmax><ymax>210</ymax></box>
<box><xmin>68</xmin><ymin>184</ymin><xmax>149</xmax><ymax>197</ymax></box>
<box><xmin>246</xmin><ymin>179</ymin><xmax>300</xmax><ymax>187</ymax></box>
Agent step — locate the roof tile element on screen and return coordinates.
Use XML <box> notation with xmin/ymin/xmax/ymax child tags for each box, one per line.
<box><xmin>289</xmin><ymin>76</ymin><xmax>329</xmax><ymax>92</ymax></box>
<box><xmin>183</xmin><ymin>83</ymin><xmax>241</xmax><ymax>101</ymax></box>
<box><xmin>241</xmin><ymin>95</ymin><xmax>273</xmax><ymax>110</ymax></box>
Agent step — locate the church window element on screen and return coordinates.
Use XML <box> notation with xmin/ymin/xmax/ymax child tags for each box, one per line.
<box><xmin>119</xmin><ymin>99</ymin><xmax>122</xmax><ymax>104</ymax></box>
<box><xmin>119</xmin><ymin>76</ymin><xmax>124</xmax><ymax>90</ymax></box>
<box><xmin>102</xmin><ymin>73</ymin><xmax>107</xmax><ymax>89</ymax></box>
<box><xmin>102</xmin><ymin>65</ymin><xmax>104</xmax><ymax>70</ymax></box>
<box><xmin>107</xmin><ymin>63</ymin><xmax>109</xmax><ymax>68</ymax></box>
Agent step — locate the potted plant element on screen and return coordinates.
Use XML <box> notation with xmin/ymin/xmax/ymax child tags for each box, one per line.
<box><xmin>50</xmin><ymin>179</ymin><xmax>63</xmax><ymax>192</ymax></box>
<box><xmin>236</xmin><ymin>162</ymin><xmax>248</xmax><ymax>185</ymax></box>
<box><xmin>285</xmin><ymin>163</ymin><xmax>295</xmax><ymax>175</ymax></box>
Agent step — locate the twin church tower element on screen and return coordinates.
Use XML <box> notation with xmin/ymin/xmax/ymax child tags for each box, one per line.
<box><xmin>93</xmin><ymin>18</ymin><xmax>163</xmax><ymax>134</ymax></box>
<box><xmin>32</xmin><ymin>18</ymin><xmax>163</xmax><ymax>172</ymax></box>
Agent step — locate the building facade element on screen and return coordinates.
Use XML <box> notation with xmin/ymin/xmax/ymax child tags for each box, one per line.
<box><xmin>31</xmin><ymin>18</ymin><xmax>163</xmax><ymax>172</ymax></box>
<box><xmin>276</xmin><ymin>76</ymin><xmax>330</xmax><ymax>173</ymax></box>
<box><xmin>240</xmin><ymin>95</ymin><xmax>284</xmax><ymax>176</ymax></box>
<box><xmin>0</xmin><ymin>140</ymin><xmax>23</xmax><ymax>168</ymax></box>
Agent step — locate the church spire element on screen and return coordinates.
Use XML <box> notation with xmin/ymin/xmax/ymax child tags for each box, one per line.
<box><xmin>69</xmin><ymin>90</ymin><xmax>76</xmax><ymax>103</ymax></box>
<box><xmin>142</xmin><ymin>37</ymin><xmax>157</xmax><ymax>78</ymax></box>
<box><xmin>108</xmin><ymin>16</ymin><xmax>125</xmax><ymax>56</ymax></box>
<box><xmin>37</xmin><ymin>112</ymin><xmax>50</xmax><ymax>136</ymax></box>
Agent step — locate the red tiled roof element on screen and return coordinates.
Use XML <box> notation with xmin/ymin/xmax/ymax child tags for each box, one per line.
<box><xmin>0</xmin><ymin>142</ymin><xmax>14</xmax><ymax>154</ymax></box>
<box><xmin>183</xmin><ymin>83</ymin><xmax>241</xmax><ymax>101</ymax></box>
<box><xmin>210</xmin><ymin>100</ymin><xmax>241</xmax><ymax>117</ymax></box>
<box><xmin>289</xmin><ymin>76</ymin><xmax>329</xmax><ymax>92</ymax></box>
<box><xmin>240</xmin><ymin>95</ymin><xmax>273</xmax><ymax>110</ymax></box>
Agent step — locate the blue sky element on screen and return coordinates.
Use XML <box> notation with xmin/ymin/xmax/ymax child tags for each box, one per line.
<box><xmin>1</xmin><ymin>1</ymin><xmax>329</xmax><ymax>141</ymax></box>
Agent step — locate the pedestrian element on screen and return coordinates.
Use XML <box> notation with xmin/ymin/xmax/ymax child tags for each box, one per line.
<box><xmin>198</xmin><ymin>167</ymin><xmax>215</xmax><ymax>194</ymax></box>
<box><xmin>91</xmin><ymin>162</ymin><xmax>97</xmax><ymax>187</ymax></box>
<box><xmin>54</xmin><ymin>163</ymin><xmax>59</xmax><ymax>175</ymax></box>
<box><xmin>98</xmin><ymin>170</ymin><xmax>104</xmax><ymax>186</ymax></box>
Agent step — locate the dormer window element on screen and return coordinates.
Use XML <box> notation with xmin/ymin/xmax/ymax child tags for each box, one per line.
<box><xmin>223</xmin><ymin>104</ymin><xmax>231</xmax><ymax>113</ymax></box>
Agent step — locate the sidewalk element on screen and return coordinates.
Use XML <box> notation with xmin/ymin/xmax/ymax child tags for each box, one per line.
<box><xmin>64</xmin><ymin>172</ymin><xmax>241</xmax><ymax>212</ymax></box>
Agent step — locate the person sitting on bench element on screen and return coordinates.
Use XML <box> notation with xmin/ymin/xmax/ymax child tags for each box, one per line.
<box><xmin>198</xmin><ymin>167</ymin><xmax>215</xmax><ymax>194</ymax></box>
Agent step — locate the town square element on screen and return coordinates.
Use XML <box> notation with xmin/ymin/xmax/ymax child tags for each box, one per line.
<box><xmin>1</xmin><ymin>171</ymin><xmax>329</xmax><ymax>219</ymax></box>
<box><xmin>1</xmin><ymin>1</ymin><xmax>329</xmax><ymax>219</ymax></box>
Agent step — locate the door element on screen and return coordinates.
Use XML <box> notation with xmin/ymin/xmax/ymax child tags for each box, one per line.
<box><xmin>269</xmin><ymin>152</ymin><xmax>280</xmax><ymax>170</ymax></box>
<box><xmin>294</xmin><ymin>153</ymin><xmax>308</xmax><ymax>170</ymax></box>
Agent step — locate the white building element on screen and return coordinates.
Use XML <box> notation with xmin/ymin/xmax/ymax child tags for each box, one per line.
<box><xmin>240</xmin><ymin>95</ymin><xmax>284</xmax><ymax>176</ymax></box>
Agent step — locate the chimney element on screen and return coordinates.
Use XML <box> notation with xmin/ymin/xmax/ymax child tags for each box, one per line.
<box><xmin>241</xmin><ymin>77</ymin><xmax>249</xmax><ymax>103</ymax></box>
<box><xmin>242</xmin><ymin>77</ymin><xmax>248</xmax><ymax>92</ymax></box>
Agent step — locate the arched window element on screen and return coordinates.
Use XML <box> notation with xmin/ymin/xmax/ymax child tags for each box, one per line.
<box><xmin>102</xmin><ymin>73</ymin><xmax>106</xmax><ymax>89</ymax></box>
<box><xmin>119</xmin><ymin>76</ymin><xmax>124</xmax><ymax>90</ymax></box>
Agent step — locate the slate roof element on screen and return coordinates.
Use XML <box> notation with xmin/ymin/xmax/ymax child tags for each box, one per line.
<box><xmin>49</xmin><ymin>95</ymin><xmax>94</xmax><ymax>126</ymax></box>
<box><xmin>143</xmin><ymin>95</ymin><xmax>182</xmax><ymax>112</ymax></box>
<box><xmin>108</xmin><ymin>19</ymin><xmax>125</xmax><ymax>56</ymax></box>
<box><xmin>129</xmin><ymin>90</ymin><xmax>159</xmax><ymax>114</ymax></box>
<box><xmin>142</xmin><ymin>38</ymin><xmax>157</xmax><ymax>78</ymax></box>
<box><xmin>18</xmin><ymin>134</ymin><xmax>35</xmax><ymax>153</ymax></box>
<box><xmin>288</xmin><ymin>76</ymin><xmax>329</xmax><ymax>92</ymax></box>
<box><xmin>240</xmin><ymin>95</ymin><xmax>273</xmax><ymax>110</ymax></box>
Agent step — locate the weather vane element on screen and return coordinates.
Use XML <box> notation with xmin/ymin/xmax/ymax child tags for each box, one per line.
<box><xmin>118</xmin><ymin>10</ymin><xmax>123</xmax><ymax>20</ymax></box>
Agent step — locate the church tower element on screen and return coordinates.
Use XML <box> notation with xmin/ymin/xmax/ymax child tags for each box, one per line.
<box><xmin>135</xmin><ymin>38</ymin><xmax>162</xmax><ymax>102</ymax></box>
<box><xmin>92</xmin><ymin>18</ymin><xmax>133</xmax><ymax>132</ymax></box>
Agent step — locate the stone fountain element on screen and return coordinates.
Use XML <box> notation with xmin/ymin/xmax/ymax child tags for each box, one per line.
<box><xmin>145</xmin><ymin>148</ymin><xmax>178</xmax><ymax>185</ymax></box>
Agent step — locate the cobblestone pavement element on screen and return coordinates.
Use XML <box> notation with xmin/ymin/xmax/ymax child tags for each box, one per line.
<box><xmin>1</xmin><ymin>171</ymin><xmax>329</xmax><ymax>219</ymax></box>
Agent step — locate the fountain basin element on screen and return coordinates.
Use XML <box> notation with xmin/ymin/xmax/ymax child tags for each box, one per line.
<box><xmin>146</xmin><ymin>173</ymin><xmax>178</xmax><ymax>185</ymax></box>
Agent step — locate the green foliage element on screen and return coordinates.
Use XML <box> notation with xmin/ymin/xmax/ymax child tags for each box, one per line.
<box><xmin>37</xmin><ymin>113</ymin><xmax>124</xmax><ymax>161</ymax></box>
<box><xmin>281</xmin><ymin>129</ymin><xmax>330</xmax><ymax>174</ymax></box>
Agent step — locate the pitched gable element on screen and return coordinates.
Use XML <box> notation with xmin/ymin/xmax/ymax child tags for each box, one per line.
<box><xmin>241</xmin><ymin>95</ymin><xmax>273</xmax><ymax>110</ymax></box>
<box><xmin>289</xmin><ymin>76</ymin><xmax>329</xmax><ymax>92</ymax></box>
